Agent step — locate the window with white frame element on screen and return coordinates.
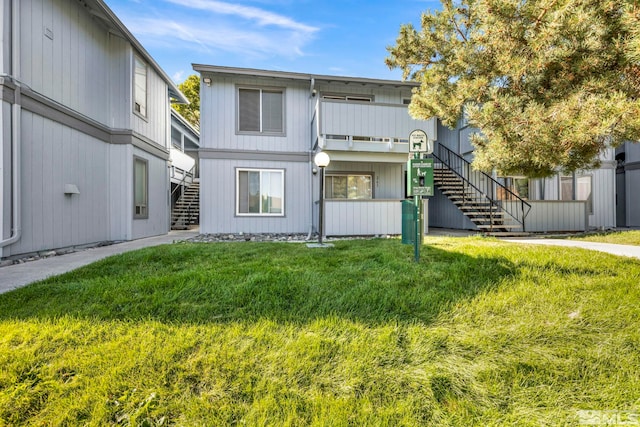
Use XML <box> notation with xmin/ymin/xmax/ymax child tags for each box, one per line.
<box><xmin>133</xmin><ymin>54</ymin><xmax>147</xmax><ymax>117</ymax></box>
<box><xmin>134</xmin><ymin>157</ymin><xmax>148</xmax><ymax>219</ymax></box>
<box><xmin>237</xmin><ymin>87</ymin><xmax>284</xmax><ymax>134</ymax></box>
<box><xmin>236</xmin><ymin>169</ymin><xmax>285</xmax><ymax>215</ymax></box>
<box><xmin>325</xmin><ymin>173</ymin><xmax>373</xmax><ymax>199</ymax></box>
<box><xmin>561</xmin><ymin>174</ymin><xmax>593</xmax><ymax>214</ymax></box>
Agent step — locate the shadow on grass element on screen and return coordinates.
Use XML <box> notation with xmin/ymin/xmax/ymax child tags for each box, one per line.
<box><xmin>0</xmin><ymin>239</ymin><xmax>517</xmax><ymax>325</ymax></box>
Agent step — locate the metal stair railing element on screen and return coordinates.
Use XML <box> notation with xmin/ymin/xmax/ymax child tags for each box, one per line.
<box><xmin>170</xmin><ymin>165</ymin><xmax>196</xmax><ymax>199</ymax></box>
<box><xmin>432</xmin><ymin>145</ymin><xmax>531</xmax><ymax>232</ymax></box>
<box><xmin>171</xmin><ymin>165</ymin><xmax>198</xmax><ymax>227</ymax></box>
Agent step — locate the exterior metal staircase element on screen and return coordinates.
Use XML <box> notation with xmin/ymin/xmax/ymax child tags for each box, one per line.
<box><xmin>171</xmin><ymin>180</ymin><xmax>200</xmax><ymax>230</ymax></box>
<box><xmin>432</xmin><ymin>145</ymin><xmax>531</xmax><ymax>236</ymax></box>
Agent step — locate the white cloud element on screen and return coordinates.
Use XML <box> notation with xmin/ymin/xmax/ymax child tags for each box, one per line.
<box><xmin>120</xmin><ymin>0</ymin><xmax>318</xmax><ymax>60</ymax></box>
<box><xmin>164</xmin><ymin>0</ymin><xmax>318</xmax><ymax>33</ymax></box>
<box><xmin>172</xmin><ymin>70</ymin><xmax>185</xmax><ymax>83</ymax></box>
<box><xmin>124</xmin><ymin>15</ymin><xmax>316</xmax><ymax>59</ymax></box>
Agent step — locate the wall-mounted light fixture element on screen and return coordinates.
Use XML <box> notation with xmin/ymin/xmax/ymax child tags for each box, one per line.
<box><xmin>203</xmin><ymin>77</ymin><xmax>212</xmax><ymax>87</ymax></box>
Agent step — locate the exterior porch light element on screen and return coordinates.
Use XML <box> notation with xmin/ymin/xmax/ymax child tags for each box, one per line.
<box><xmin>314</xmin><ymin>152</ymin><xmax>331</xmax><ymax>244</ymax></box>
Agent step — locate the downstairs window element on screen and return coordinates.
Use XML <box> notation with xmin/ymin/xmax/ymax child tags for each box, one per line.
<box><xmin>236</xmin><ymin>169</ymin><xmax>285</xmax><ymax>215</ymax></box>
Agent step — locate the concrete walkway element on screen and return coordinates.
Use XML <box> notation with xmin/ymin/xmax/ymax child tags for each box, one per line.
<box><xmin>0</xmin><ymin>230</ymin><xmax>199</xmax><ymax>295</ymax></box>
<box><xmin>502</xmin><ymin>237</ymin><xmax>640</xmax><ymax>260</ymax></box>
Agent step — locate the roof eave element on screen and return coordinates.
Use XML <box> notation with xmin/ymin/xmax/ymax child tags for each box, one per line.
<box><xmin>94</xmin><ymin>0</ymin><xmax>188</xmax><ymax>104</ymax></box>
<box><xmin>192</xmin><ymin>64</ymin><xmax>420</xmax><ymax>89</ymax></box>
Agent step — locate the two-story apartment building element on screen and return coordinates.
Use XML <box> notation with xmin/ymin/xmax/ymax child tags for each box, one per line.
<box><xmin>193</xmin><ymin>64</ymin><xmax>437</xmax><ymax>237</ymax></box>
<box><xmin>1</xmin><ymin>0</ymin><xmax>187</xmax><ymax>259</ymax></box>
<box><xmin>195</xmin><ymin>64</ymin><xmax>626</xmax><ymax>237</ymax></box>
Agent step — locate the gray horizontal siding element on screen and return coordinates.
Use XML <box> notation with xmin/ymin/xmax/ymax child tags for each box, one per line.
<box><xmin>589</xmin><ymin>166</ymin><xmax>615</xmax><ymax>229</ymax></box>
<box><xmin>325</xmin><ymin>200</ymin><xmax>402</xmax><ymax>236</ymax></box>
<box><xmin>6</xmin><ymin>110</ymin><xmax>111</xmax><ymax>256</ymax></box>
<box><xmin>319</xmin><ymin>100</ymin><xmax>437</xmax><ymax>141</ymax></box>
<box><xmin>201</xmin><ymin>75</ymin><xmax>311</xmax><ymax>153</ymax></box>
<box><xmin>18</xmin><ymin>0</ymin><xmax>169</xmax><ymax>148</ymax></box>
<box><xmin>200</xmin><ymin>158</ymin><xmax>313</xmax><ymax>234</ymax></box>
<box><xmin>513</xmin><ymin>201</ymin><xmax>587</xmax><ymax>233</ymax></box>
<box><xmin>20</xmin><ymin>0</ymin><xmax>111</xmax><ymax>124</ymax></box>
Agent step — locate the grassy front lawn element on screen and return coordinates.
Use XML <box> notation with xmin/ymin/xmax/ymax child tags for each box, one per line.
<box><xmin>1</xmin><ymin>237</ymin><xmax>639</xmax><ymax>426</ymax></box>
<box><xmin>567</xmin><ymin>230</ymin><xmax>640</xmax><ymax>246</ymax></box>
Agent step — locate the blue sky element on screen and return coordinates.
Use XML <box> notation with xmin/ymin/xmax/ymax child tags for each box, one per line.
<box><xmin>103</xmin><ymin>0</ymin><xmax>441</xmax><ymax>83</ymax></box>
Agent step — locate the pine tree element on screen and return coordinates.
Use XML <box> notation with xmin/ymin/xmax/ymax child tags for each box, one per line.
<box><xmin>387</xmin><ymin>0</ymin><xmax>640</xmax><ymax>177</ymax></box>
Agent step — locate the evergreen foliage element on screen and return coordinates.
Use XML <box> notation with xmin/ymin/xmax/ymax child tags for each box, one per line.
<box><xmin>387</xmin><ymin>0</ymin><xmax>640</xmax><ymax>177</ymax></box>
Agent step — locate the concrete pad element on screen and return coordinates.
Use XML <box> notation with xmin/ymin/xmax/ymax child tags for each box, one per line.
<box><xmin>502</xmin><ymin>238</ymin><xmax>640</xmax><ymax>261</ymax></box>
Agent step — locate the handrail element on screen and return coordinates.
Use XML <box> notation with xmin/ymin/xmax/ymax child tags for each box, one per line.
<box><xmin>170</xmin><ymin>165</ymin><xmax>197</xmax><ymax>228</ymax></box>
<box><xmin>170</xmin><ymin>165</ymin><xmax>195</xmax><ymax>198</ymax></box>
<box><xmin>432</xmin><ymin>145</ymin><xmax>531</xmax><ymax>231</ymax></box>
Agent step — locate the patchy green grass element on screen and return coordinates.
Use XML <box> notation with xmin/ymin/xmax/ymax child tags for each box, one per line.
<box><xmin>566</xmin><ymin>230</ymin><xmax>640</xmax><ymax>246</ymax></box>
<box><xmin>0</xmin><ymin>237</ymin><xmax>639</xmax><ymax>426</ymax></box>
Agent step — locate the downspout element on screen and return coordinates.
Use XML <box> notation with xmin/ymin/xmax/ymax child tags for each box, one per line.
<box><xmin>306</xmin><ymin>78</ymin><xmax>316</xmax><ymax>240</ymax></box>
<box><xmin>1</xmin><ymin>0</ymin><xmax>22</xmax><ymax>248</ymax></box>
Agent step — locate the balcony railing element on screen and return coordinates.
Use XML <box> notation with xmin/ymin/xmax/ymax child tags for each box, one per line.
<box><xmin>313</xmin><ymin>99</ymin><xmax>436</xmax><ymax>153</ymax></box>
<box><xmin>324</xmin><ymin>199</ymin><xmax>402</xmax><ymax>236</ymax></box>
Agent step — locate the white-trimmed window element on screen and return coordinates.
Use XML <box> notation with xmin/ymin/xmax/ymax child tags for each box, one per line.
<box><xmin>133</xmin><ymin>54</ymin><xmax>147</xmax><ymax>117</ymax></box>
<box><xmin>561</xmin><ymin>174</ymin><xmax>593</xmax><ymax>214</ymax></box>
<box><xmin>325</xmin><ymin>173</ymin><xmax>373</xmax><ymax>199</ymax></box>
<box><xmin>134</xmin><ymin>157</ymin><xmax>148</xmax><ymax>219</ymax></box>
<box><xmin>236</xmin><ymin>169</ymin><xmax>285</xmax><ymax>215</ymax></box>
<box><xmin>237</xmin><ymin>87</ymin><xmax>285</xmax><ymax>134</ymax></box>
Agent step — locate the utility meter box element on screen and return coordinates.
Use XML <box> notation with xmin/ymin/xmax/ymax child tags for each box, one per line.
<box><xmin>407</xmin><ymin>158</ymin><xmax>434</xmax><ymax>197</ymax></box>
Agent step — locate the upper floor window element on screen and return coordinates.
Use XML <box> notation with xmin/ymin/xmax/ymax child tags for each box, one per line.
<box><xmin>237</xmin><ymin>87</ymin><xmax>285</xmax><ymax>135</ymax></box>
<box><xmin>322</xmin><ymin>94</ymin><xmax>373</xmax><ymax>102</ymax></box>
<box><xmin>133</xmin><ymin>54</ymin><xmax>148</xmax><ymax>117</ymax></box>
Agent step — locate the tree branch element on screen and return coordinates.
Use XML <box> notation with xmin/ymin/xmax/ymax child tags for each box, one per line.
<box><xmin>534</xmin><ymin>0</ymin><xmax>559</xmax><ymax>29</ymax></box>
<box><xmin>450</xmin><ymin>7</ymin><xmax>468</xmax><ymax>42</ymax></box>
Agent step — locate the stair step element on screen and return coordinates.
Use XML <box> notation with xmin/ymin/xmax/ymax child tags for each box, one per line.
<box><xmin>441</xmin><ymin>191</ymin><xmax>475</xmax><ymax>196</ymax></box>
<box><xmin>462</xmin><ymin>212</ymin><xmax>504</xmax><ymax>221</ymax></box>
<box><xmin>454</xmin><ymin>201</ymin><xmax>499</xmax><ymax>208</ymax></box>
<box><xmin>483</xmin><ymin>231</ymin><xmax>530</xmax><ymax>237</ymax></box>
<box><xmin>476</xmin><ymin>224</ymin><xmax>522</xmax><ymax>229</ymax></box>
<box><xmin>171</xmin><ymin>181</ymin><xmax>200</xmax><ymax>230</ymax></box>
<box><xmin>467</xmin><ymin>217</ymin><xmax>508</xmax><ymax>223</ymax></box>
<box><xmin>440</xmin><ymin>188</ymin><xmax>472</xmax><ymax>192</ymax></box>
